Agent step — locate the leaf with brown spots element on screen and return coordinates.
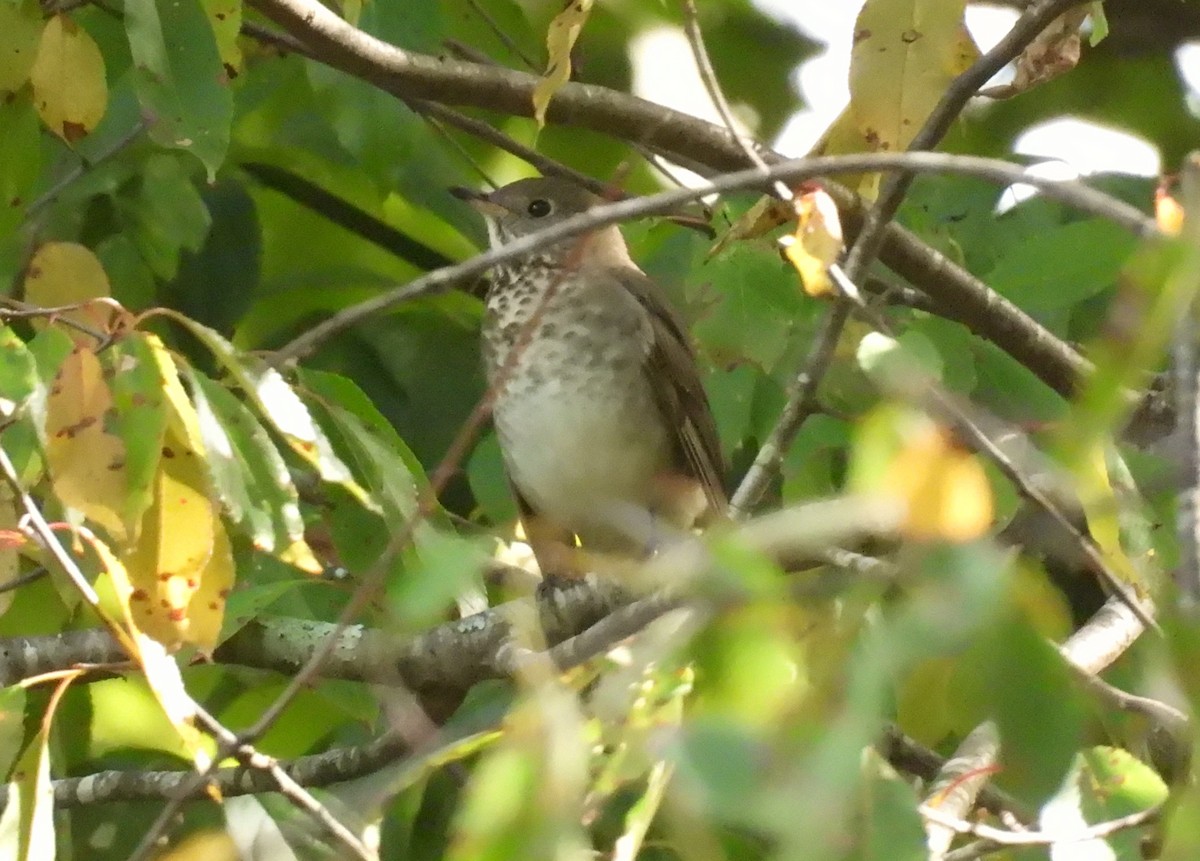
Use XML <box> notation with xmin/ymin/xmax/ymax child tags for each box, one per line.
<box><xmin>845</xmin><ymin>0</ymin><xmax>978</xmax><ymax>199</ymax></box>
<box><xmin>0</xmin><ymin>1</ymin><xmax>43</xmax><ymax>94</ymax></box>
<box><xmin>29</xmin><ymin>15</ymin><xmax>107</xmax><ymax>142</ymax></box>
<box><xmin>106</xmin><ymin>333</ymin><xmax>170</xmax><ymax>539</ymax></box>
<box><xmin>43</xmin><ymin>345</ymin><xmax>128</xmax><ymax>543</ymax></box>
<box><xmin>22</xmin><ymin>242</ymin><xmax>117</xmax><ymax>337</ymax></box>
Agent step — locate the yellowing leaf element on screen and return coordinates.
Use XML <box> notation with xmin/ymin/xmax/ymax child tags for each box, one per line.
<box><xmin>22</xmin><ymin>241</ymin><xmax>115</xmax><ymax>335</ymax></box>
<box><xmin>1156</xmin><ymin>186</ymin><xmax>1185</xmax><ymax>237</ymax></box>
<box><xmin>1075</xmin><ymin>442</ymin><xmax>1142</xmax><ymax>590</ymax></box>
<box><xmin>881</xmin><ymin>423</ymin><xmax>992</xmax><ymax>541</ymax></box>
<box><xmin>184</xmin><ymin>518</ymin><xmax>233</xmax><ymax>655</ymax></box>
<box><xmin>92</xmin><ymin>539</ymin><xmax>213</xmax><ymax>768</ymax></box>
<box><xmin>122</xmin><ymin>421</ymin><xmax>218</xmax><ymax>650</ymax></box>
<box><xmin>0</xmin><ymin>485</ymin><xmax>18</xmax><ymax>618</ymax></box>
<box><xmin>809</xmin><ymin>105</ymin><xmax>880</xmax><ymax>199</ymax></box>
<box><xmin>44</xmin><ymin>345</ymin><xmax>128</xmax><ymax>543</ymax></box>
<box><xmin>200</xmin><ymin>0</ymin><xmax>242</xmax><ymax>78</ymax></box>
<box><xmin>29</xmin><ymin>15</ymin><xmax>107</xmax><ymax>143</ymax></box>
<box><xmin>0</xmin><ymin>676</ymin><xmax>74</xmax><ymax>861</ymax></box>
<box><xmin>532</xmin><ymin>0</ymin><xmax>593</xmax><ymax>127</ymax></box>
<box><xmin>0</xmin><ymin>1</ymin><xmax>43</xmax><ymax>93</ymax></box>
<box><xmin>848</xmin><ymin>0</ymin><xmax>977</xmax><ymax>194</ymax></box>
<box><xmin>782</xmin><ymin>188</ymin><xmax>844</xmax><ymax>297</ymax></box>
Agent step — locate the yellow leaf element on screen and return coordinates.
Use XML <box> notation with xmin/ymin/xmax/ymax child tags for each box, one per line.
<box><xmin>155</xmin><ymin>830</ymin><xmax>239</xmax><ymax>861</ymax></box>
<box><xmin>782</xmin><ymin>188</ymin><xmax>844</xmax><ymax>297</ymax></box>
<box><xmin>848</xmin><ymin>0</ymin><xmax>977</xmax><ymax>189</ymax></box>
<box><xmin>808</xmin><ymin>105</ymin><xmax>880</xmax><ymax>199</ymax></box>
<box><xmin>92</xmin><ymin>539</ymin><xmax>212</xmax><ymax>768</ymax></box>
<box><xmin>1156</xmin><ymin>186</ymin><xmax>1185</xmax><ymax>237</ymax></box>
<box><xmin>23</xmin><ymin>241</ymin><xmax>115</xmax><ymax>335</ymax></box>
<box><xmin>881</xmin><ymin>423</ymin><xmax>993</xmax><ymax>541</ymax></box>
<box><xmin>1075</xmin><ymin>442</ymin><xmax>1142</xmax><ymax>590</ymax></box>
<box><xmin>44</xmin><ymin>345</ymin><xmax>128</xmax><ymax>543</ymax></box>
<box><xmin>532</xmin><ymin>0</ymin><xmax>593</xmax><ymax>127</ymax></box>
<box><xmin>150</xmin><ymin>335</ymin><xmax>208</xmax><ymax>458</ymax></box>
<box><xmin>185</xmin><ymin>518</ymin><xmax>234</xmax><ymax>655</ymax></box>
<box><xmin>29</xmin><ymin>14</ymin><xmax>107</xmax><ymax>143</ymax></box>
<box><xmin>0</xmin><ymin>1</ymin><xmax>43</xmax><ymax>93</ymax></box>
<box><xmin>122</xmin><ymin>421</ymin><xmax>217</xmax><ymax>650</ymax></box>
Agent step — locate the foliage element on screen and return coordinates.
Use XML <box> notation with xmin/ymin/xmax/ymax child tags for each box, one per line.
<box><xmin>0</xmin><ymin>0</ymin><xmax>1195</xmax><ymax>858</ymax></box>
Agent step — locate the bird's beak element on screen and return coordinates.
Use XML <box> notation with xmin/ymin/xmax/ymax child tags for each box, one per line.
<box><xmin>450</xmin><ymin>186</ymin><xmax>508</xmax><ymax>218</ymax></box>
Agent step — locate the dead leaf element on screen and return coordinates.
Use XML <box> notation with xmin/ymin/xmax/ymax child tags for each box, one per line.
<box><xmin>980</xmin><ymin>8</ymin><xmax>1087</xmax><ymax>99</ymax></box>
<box><xmin>708</xmin><ymin>194</ymin><xmax>794</xmax><ymax>258</ymax></box>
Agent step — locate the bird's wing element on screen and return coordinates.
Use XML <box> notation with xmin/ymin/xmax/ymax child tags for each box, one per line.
<box><xmin>614</xmin><ymin>268</ymin><xmax>727</xmax><ymax>518</ymax></box>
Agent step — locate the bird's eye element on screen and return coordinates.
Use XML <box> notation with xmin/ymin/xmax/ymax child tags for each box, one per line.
<box><xmin>527</xmin><ymin>198</ymin><xmax>552</xmax><ymax>218</ymax></box>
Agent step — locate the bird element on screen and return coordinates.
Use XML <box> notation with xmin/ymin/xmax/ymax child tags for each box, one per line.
<box><xmin>452</xmin><ymin>176</ymin><xmax>726</xmax><ymax>576</ymax></box>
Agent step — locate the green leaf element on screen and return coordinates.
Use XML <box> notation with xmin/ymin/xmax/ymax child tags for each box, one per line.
<box><xmin>166</xmin><ymin>180</ymin><xmax>261</xmax><ymax>333</ymax></box>
<box><xmin>971</xmin><ymin>340</ymin><xmax>1066</xmax><ymax>423</ymax></box>
<box><xmin>24</xmin><ymin>326</ymin><xmax>75</xmax><ymax>444</ymax></box>
<box><xmin>0</xmin><ymin>329</ymin><xmax>37</xmax><ymax>417</ymax></box>
<box><xmin>985</xmin><ymin>220</ymin><xmax>1136</xmax><ymax>314</ymax></box>
<box><xmin>124</xmin><ymin>0</ymin><xmax>232</xmax><ymax>177</ymax></box>
<box><xmin>1040</xmin><ymin>747</ymin><xmax>1165</xmax><ymax>861</ymax></box>
<box><xmin>118</xmin><ymin>154</ymin><xmax>211</xmax><ymax>279</ymax></box>
<box><xmin>691</xmin><ymin>244</ymin><xmax>805</xmax><ymax>370</ymax></box>
<box><xmin>298</xmin><ymin>368</ymin><xmax>424</xmax><ymax>520</ymax></box>
<box><xmin>0</xmin><ymin>687</ymin><xmax>26</xmax><ymax>780</ymax></box>
<box><xmin>0</xmin><ymin>96</ymin><xmax>40</xmax><ymax>240</ymax></box>
<box><xmin>389</xmin><ymin>529</ymin><xmax>487</xmax><ymax>630</ymax></box>
<box><xmin>0</xmin><ymin>718</ymin><xmax>54</xmax><ymax>861</ymax></box>
<box><xmin>184</xmin><ymin>366</ymin><xmax>313</xmax><ymax>567</ymax></box>
<box><xmin>157</xmin><ymin>312</ymin><xmax>369</xmax><ymax>504</ymax></box>
<box><xmin>105</xmin><ymin>333</ymin><xmax>169</xmax><ymax>531</ymax></box>
<box><xmin>0</xmin><ymin>0</ymin><xmax>41</xmax><ymax>93</ymax></box>
<box><xmin>467</xmin><ymin>431</ymin><xmax>514</xmax><ymax>525</ymax></box>
<box><xmin>860</xmin><ymin>753</ymin><xmax>926</xmax><ymax>861</ymax></box>
<box><xmin>985</xmin><ymin>615</ymin><xmax>1086</xmax><ymax>802</ymax></box>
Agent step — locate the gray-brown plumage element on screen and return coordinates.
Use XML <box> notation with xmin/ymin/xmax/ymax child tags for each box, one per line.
<box><xmin>454</xmin><ymin>177</ymin><xmax>724</xmax><ymax>573</ymax></box>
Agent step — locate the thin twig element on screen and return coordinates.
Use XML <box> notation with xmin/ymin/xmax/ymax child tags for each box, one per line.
<box><xmin>679</xmin><ymin>0</ymin><xmax>788</xmax><ymax>200</ymax></box>
<box><xmin>25</xmin><ymin>119</ymin><xmax>148</xmax><ymax>219</ymax></box>
<box><xmin>922</xmin><ymin>800</ymin><xmax>1160</xmax><ymax>848</ymax></box>
<box><xmin>827</xmin><ymin>263</ymin><xmax>1159</xmax><ymax>630</ymax></box>
<box><xmin>728</xmin><ymin>302</ymin><xmax>850</xmax><ymax>518</ymax></box>
<box><xmin>1172</xmin><ymin>151</ymin><xmax>1200</xmax><ymax>609</ymax></box>
<box><xmin>271</xmin><ymin>150</ymin><xmax>1155</xmax><ymax>365</ymax></box>
<box><xmin>464</xmin><ymin>0</ymin><xmax>538</xmax><ymax>71</ymax></box>
<box><xmin>924</xmin><ymin>721</ymin><xmax>1002</xmax><ymax>860</ymax></box>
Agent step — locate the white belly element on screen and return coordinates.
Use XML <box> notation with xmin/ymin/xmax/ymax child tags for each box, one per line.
<box><xmin>494</xmin><ymin>376</ymin><xmax>670</xmax><ymax>543</ymax></box>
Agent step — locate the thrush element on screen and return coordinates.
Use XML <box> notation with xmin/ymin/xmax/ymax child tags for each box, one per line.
<box><xmin>452</xmin><ymin>177</ymin><xmax>725</xmax><ymax>574</ymax></box>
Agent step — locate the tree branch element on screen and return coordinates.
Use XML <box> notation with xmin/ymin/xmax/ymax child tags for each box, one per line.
<box><xmin>245</xmin><ymin>0</ymin><xmax>1148</xmax><ymax>415</ymax></box>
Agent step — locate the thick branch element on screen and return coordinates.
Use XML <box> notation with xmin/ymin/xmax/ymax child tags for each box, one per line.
<box><xmin>247</xmin><ymin>0</ymin><xmax>1142</xmax><ymax>409</ymax></box>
